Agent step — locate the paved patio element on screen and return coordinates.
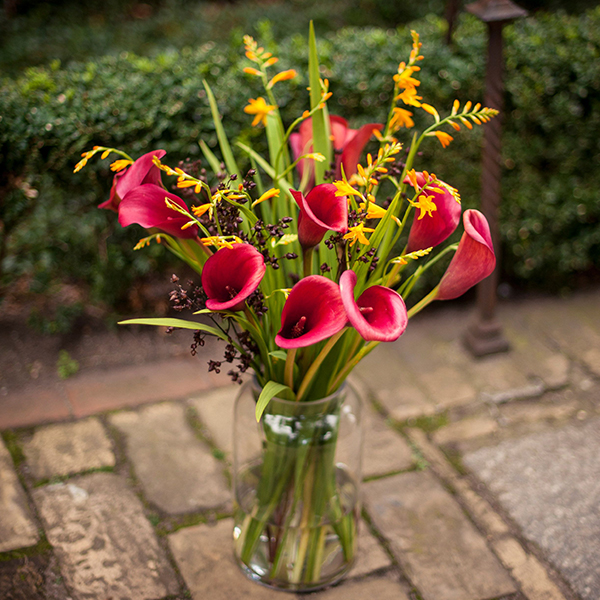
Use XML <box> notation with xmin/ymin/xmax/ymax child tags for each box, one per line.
<box><xmin>1</xmin><ymin>288</ymin><xmax>598</xmax><ymax>599</ymax></box>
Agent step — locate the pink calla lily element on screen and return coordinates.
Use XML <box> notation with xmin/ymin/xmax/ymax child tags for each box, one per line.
<box><xmin>291</xmin><ymin>183</ymin><xmax>348</xmax><ymax>249</ymax></box>
<box><xmin>202</xmin><ymin>244</ymin><xmax>266</xmax><ymax>311</ymax></box>
<box><xmin>118</xmin><ymin>183</ymin><xmax>199</xmax><ymax>238</ymax></box>
<box><xmin>276</xmin><ymin>276</ymin><xmax>347</xmax><ymax>349</ymax></box>
<box><xmin>404</xmin><ymin>172</ymin><xmax>462</xmax><ymax>253</ymax></box>
<box><xmin>435</xmin><ymin>209</ymin><xmax>496</xmax><ymax>301</ymax></box>
<box><xmin>290</xmin><ymin>116</ymin><xmax>383</xmax><ymax>184</ymax></box>
<box><xmin>99</xmin><ymin>149</ymin><xmax>166</xmax><ymax>212</ymax></box>
<box><xmin>340</xmin><ymin>270</ymin><xmax>408</xmax><ymax>342</ymax></box>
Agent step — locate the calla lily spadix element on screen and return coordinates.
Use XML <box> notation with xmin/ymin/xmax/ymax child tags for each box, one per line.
<box><xmin>435</xmin><ymin>209</ymin><xmax>496</xmax><ymax>301</ymax></box>
<box><xmin>340</xmin><ymin>270</ymin><xmax>408</xmax><ymax>342</ymax></box>
<box><xmin>99</xmin><ymin>149</ymin><xmax>166</xmax><ymax>212</ymax></box>
<box><xmin>118</xmin><ymin>184</ymin><xmax>199</xmax><ymax>238</ymax></box>
<box><xmin>291</xmin><ymin>183</ymin><xmax>348</xmax><ymax>249</ymax></box>
<box><xmin>290</xmin><ymin>115</ymin><xmax>383</xmax><ymax>184</ymax></box>
<box><xmin>202</xmin><ymin>244</ymin><xmax>266</xmax><ymax>311</ymax></box>
<box><xmin>276</xmin><ymin>276</ymin><xmax>347</xmax><ymax>349</ymax></box>
<box><xmin>404</xmin><ymin>172</ymin><xmax>461</xmax><ymax>253</ymax></box>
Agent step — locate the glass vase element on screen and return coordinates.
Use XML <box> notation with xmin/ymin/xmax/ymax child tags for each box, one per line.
<box><xmin>232</xmin><ymin>380</ymin><xmax>363</xmax><ymax>592</ymax></box>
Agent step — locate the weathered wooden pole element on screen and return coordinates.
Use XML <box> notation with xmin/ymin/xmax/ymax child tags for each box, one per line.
<box><xmin>463</xmin><ymin>0</ymin><xmax>527</xmax><ymax>357</ymax></box>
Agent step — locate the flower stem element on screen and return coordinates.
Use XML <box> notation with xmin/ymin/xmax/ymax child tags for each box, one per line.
<box><xmin>407</xmin><ymin>285</ymin><xmax>439</xmax><ymax>319</ymax></box>
<box><xmin>297</xmin><ymin>329</ymin><xmax>346</xmax><ymax>401</ymax></box>
<box><xmin>285</xmin><ymin>348</ymin><xmax>297</xmax><ymax>391</ymax></box>
<box><xmin>302</xmin><ymin>246</ymin><xmax>314</xmax><ymax>278</ymax></box>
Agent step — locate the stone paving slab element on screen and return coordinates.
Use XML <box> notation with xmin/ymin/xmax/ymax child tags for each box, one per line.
<box><xmin>464</xmin><ymin>417</ymin><xmax>600</xmax><ymax>600</ymax></box>
<box><xmin>168</xmin><ymin>518</ymin><xmax>283</xmax><ymax>600</ymax></box>
<box><xmin>364</xmin><ymin>470</ymin><xmax>515</xmax><ymax>600</ymax></box>
<box><xmin>32</xmin><ymin>472</ymin><xmax>179</xmax><ymax>600</ymax></box>
<box><xmin>22</xmin><ymin>417</ymin><xmax>115</xmax><ymax>480</ymax></box>
<box><xmin>64</xmin><ymin>357</ymin><xmax>222</xmax><ymax>418</ymax></box>
<box><xmin>306</xmin><ymin>575</ymin><xmax>410</xmax><ymax>599</ymax></box>
<box><xmin>109</xmin><ymin>402</ymin><xmax>230</xmax><ymax>513</ymax></box>
<box><xmin>0</xmin><ymin>438</ymin><xmax>39</xmax><ymax>552</ymax></box>
<box><xmin>0</xmin><ymin>385</ymin><xmax>72</xmax><ymax>431</ymax></box>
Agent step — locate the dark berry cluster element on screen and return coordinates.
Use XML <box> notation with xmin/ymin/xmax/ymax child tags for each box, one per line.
<box><xmin>168</xmin><ymin>275</ymin><xmax>206</xmax><ymax>312</ymax></box>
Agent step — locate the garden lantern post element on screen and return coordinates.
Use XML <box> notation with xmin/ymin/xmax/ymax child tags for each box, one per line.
<box><xmin>463</xmin><ymin>0</ymin><xmax>527</xmax><ymax>356</ymax></box>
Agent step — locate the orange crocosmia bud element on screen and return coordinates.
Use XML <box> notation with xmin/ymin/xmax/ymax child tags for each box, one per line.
<box><xmin>449</xmin><ymin>121</ymin><xmax>461</xmax><ymax>131</ymax></box>
<box><xmin>435</xmin><ymin>131</ymin><xmax>454</xmax><ymax>148</ymax></box>
<box><xmin>267</xmin><ymin>69</ymin><xmax>297</xmax><ymax>89</ymax></box>
<box><xmin>264</xmin><ymin>57</ymin><xmax>279</xmax><ymax>67</ymax></box>
<box><xmin>243</xmin><ymin>67</ymin><xmax>262</xmax><ymax>76</ymax></box>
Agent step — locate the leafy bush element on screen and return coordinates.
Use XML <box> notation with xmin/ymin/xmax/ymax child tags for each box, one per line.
<box><xmin>1</xmin><ymin>8</ymin><xmax>599</xmax><ymax>322</ymax></box>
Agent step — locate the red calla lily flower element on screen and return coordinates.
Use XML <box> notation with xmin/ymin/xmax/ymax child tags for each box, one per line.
<box><xmin>435</xmin><ymin>209</ymin><xmax>496</xmax><ymax>301</ymax></box>
<box><xmin>202</xmin><ymin>244</ymin><xmax>266</xmax><ymax>311</ymax></box>
<box><xmin>404</xmin><ymin>172</ymin><xmax>462</xmax><ymax>253</ymax></box>
<box><xmin>290</xmin><ymin>116</ymin><xmax>383</xmax><ymax>183</ymax></box>
<box><xmin>291</xmin><ymin>183</ymin><xmax>348</xmax><ymax>249</ymax></box>
<box><xmin>276</xmin><ymin>276</ymin><xmax>347</xmax><ymax>349</ymax></box>
<box><xmin>118</xmin><ymin>183</ymin><xmax>199</xmax><ymax>238</ymax></box>
<box><xmin>340</xmin><ymin>270</ymin><xmax>408</xmax><ymax>342</ymax></box>
<box><xmin>99</xmin><ymin>149</ymin><xmax>166</xmax><ymax>212</ymax></box>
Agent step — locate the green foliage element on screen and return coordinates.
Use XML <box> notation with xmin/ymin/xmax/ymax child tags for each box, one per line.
<box><xmin>1</xmin><ymin>8</ymin><xmax>599</xmax><ymax>317</ymax></box>
<box><xmin>56</xmin><ymin>349</ymin><xmax>79</xmax><ymax>379</ymax></box>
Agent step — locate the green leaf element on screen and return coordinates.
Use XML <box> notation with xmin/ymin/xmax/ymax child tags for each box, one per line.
<box><xmin>202</xmin><ymin>80</ymin><xmax>241</xmax><ymax>180</ymax></box>
<box><xmin>199</xmin><ymin>139</ymin><xmax>222</xmax><ymax>175</ymax></box>
<box><xmin>308</xmin><ymin>21</ymin><xmax>329</xmax><ymax>184</ymax></box>
<box><xmin>118</xmin><ymin>318</ymin><xmax>230</xmax><ymax>342</ymax></box>
<box><xmin>268</xmin><ymin>350</ymin><xmax>288</xmax><ymax>361</ymax></box>
<box><xmin>255</xmin><ymin>381</ymin><xmax>294</xmax><ymax>422</ymax></box>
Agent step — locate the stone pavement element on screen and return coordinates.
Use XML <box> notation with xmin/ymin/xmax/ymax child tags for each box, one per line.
<box><xmin>0</xmin><ymin>288</ymin><xmax>599</xmax><ymax>599</ymax></box>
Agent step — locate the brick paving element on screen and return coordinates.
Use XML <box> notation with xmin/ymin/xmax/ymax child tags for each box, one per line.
<box><xmin>0</xmin><ymin>289</ymin><xmax>598</xmax><ymax>599</ymax></box>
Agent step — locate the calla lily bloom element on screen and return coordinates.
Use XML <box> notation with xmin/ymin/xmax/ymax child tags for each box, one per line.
<box><xmin>202</xmin><ymin>244</ymin><xmax>266</xmax><ymax>311</ymax></box>
<box><xmin>118</xmin><ymin>184</ymin><xmax>199</xmax><ymax>239</ymax></box>
<box><xmin>404</xmin><ymin>172</ymin><xmax>462</xmax><ymax>253</ymax></box>
<box><xmin>276</xmin><ymin>276</ymin><xmax>347</xmax><ymax>349</ymax></box>
<box><xmin>291</xmin><ymin>183</ymin><xmax>348</xmax><ymax>249</ymax></box>
<box><xmin>435</xmin><ymin>209</ymin><xmax>496</xmax><ymax>301</ymax></box>
<box><xmin>99</xmin><ymin>149</ymin><xmax>166</xmax><ymax>212</ymax></box>
<box><xmin>340</xmin><ymin>270</ymin><xmax>407</xmax><ymax>342</ymax></box>
<box><xmin>290</xmin><ymin>115</ymin><xmax>383</xmax><ymax>183</ymax></box>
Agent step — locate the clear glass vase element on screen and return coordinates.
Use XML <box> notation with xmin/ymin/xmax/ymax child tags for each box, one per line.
<box><xmin>232</xmin><ymin>380</ymin><xmax>363</xmax><ymax>592</ymax></box>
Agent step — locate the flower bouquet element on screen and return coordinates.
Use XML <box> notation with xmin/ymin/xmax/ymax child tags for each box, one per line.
<box><xmin>75</xmin><ymin>26</ymin><xmax>497</xmax><ymax>592</ymax></box>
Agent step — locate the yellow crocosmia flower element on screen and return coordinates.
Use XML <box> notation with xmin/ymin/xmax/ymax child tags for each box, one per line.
<box><xmin>110</xmin><ymin>159</ymin><xmax>133</xmax><ymax>172</ymax></box>
<box><xmin>343</xmin><ymin>223</ymin><xmax>375</xmax><ymax>246</ymax></box>
<box><xmin>243</xmin><ymin>67</ymin><xmax>262</xmax><ymax>76</ymax></box>
<box><xmin>435</xmin><ymin>131</ymin><xmax>454</xmax><ymax>148</ymax></box>
<box><xmin>394</xmin><ymin>66</ymin><xmax>420</xmax><ymax>89</ymax></box>
<box><xmin>201</xmin><ymin>236</ymin><xmax>243</xmax><ymax>249</ymax></box>
<box><xmin>359</xmin><ymin>201</ymin><xmax>387</xmax><ymax>220</ymax></box>
<box><xmin>192</xmin><ymin>204</ymin><xmax>212</xmax><ymax>218</ymax></box>
<box><xmin>267</xmin><ymin>69</ymin><xmax>297</xmax><ymax>89</ymax></box>
<box><xmin>396</xmin><ymin>86</ymin><xmax>422</xmax><ymax>107</ymax></box>
<box><xmin>177</xmin><ymin>179</ymin><xmax>197</xmax><ymax>188</ymax></box>
<box><xmin>406</xmin><ymin>169</ymin><xmax>418</xmax><ymax>190</ymax></box>
<box><xmin>100</xmin><ymin>149</ymin><xmax>110</xmax><ymax>160</ymax></box>
<box><xmin>252</xmin><ymin>188</ymin><xmax>280</xmax><ymax>207</ymax></box>
<box><xmin>244</xmin><ymin>97</ymin><xmax>277</xmax><ymax>127</ymax></box>
<box><xmin>421</xmin><ymin>103</ymin><xmax>440</xmax><ymax>121</ymax></box>
<box><xmin>414</xmin><ymin>194</ymin><xmax>438</xmax><ymax>220</ymax></box>
<box><xmin>390</xmin><ymin>107</ymin><xmax>414</xmax><ymax>130</ymax></box>
<box><xmin>334</xmin><ymin>180</ymin><xmax>363</xmax><ymax>198</ymax></box>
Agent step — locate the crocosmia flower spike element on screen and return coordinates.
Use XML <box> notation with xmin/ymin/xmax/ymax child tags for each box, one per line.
<box><xmin>435</xmin><ymin>209</ymin><xmax>496</xmax><ymax>301</ymax></box>
<box><xmin>291</xmin><ymin>183</ymin><xmax>348</xmax><ymax>249</ymax></box>
<box><xmin>118</xmin><ymin>184</ymin><xmax>199</xmax><ymax>238</ymax></box>
<box><xmin>405</xmin><ymin>172</ymin><xmax>461</xmax><ymax>253</ymax></box>
<box><xmin>276</xmin><ymin>276</ymin><xmax>347</xmax><ymax>349</ymax></box>
<box><xmin>202</xmin><ymin>244</ymin><xmax>266</xmax><ymax>312</ymax></box>
<box><xmin>99</xmin><ymin>149</ymin><xmax>166</xmax><ymax>212</ymax></box>
<box><xmin>340</xmin><ymin>270</ymin><xmax>407</xmax><ymax>342</ymax></box>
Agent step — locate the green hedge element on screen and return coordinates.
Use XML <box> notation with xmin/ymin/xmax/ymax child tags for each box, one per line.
<box><xmin>1</xmin><ymin>9</ymin><xmax>599</xmax><ymax>318</ymax></box>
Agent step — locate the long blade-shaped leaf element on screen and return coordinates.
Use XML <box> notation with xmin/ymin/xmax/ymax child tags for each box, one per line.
<box><xmin>308</xmin><ymin>21</ymin><xmax>330</xmax><ymax>185</ymax></box>
<box><xmin>203</xmin><ymin>80</ymin><xmax>241</xmax><ymax>180</ymax></box>
<box><xmin>255</xmin><ymin>381</ymin><xmax>295</xmax><ymax>422</ymax></box>
<box><xmin>199</xmin><ymin>139</ymin><xmax>222</xmax><ymax>175</ymax></box>
<box><xmin>119</xmin><ymin>318</ymin><xmax>230</xmax><ymax>342</ymax></box>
